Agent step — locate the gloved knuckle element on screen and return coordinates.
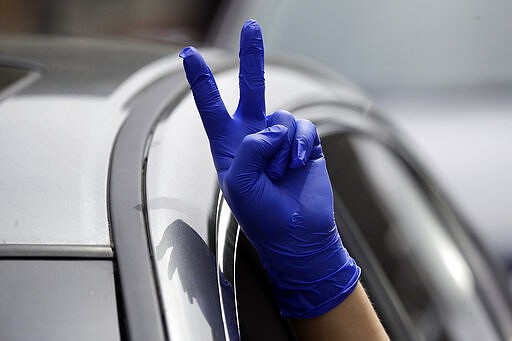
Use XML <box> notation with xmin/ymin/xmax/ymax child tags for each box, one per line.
<box><xmin>273</xmin><ymin>109</ymin><xmax>293</xmax><ymax>119</ymax></box>
<box><xmin>241</xmin><ymin>133</ymin><xmax>260</xmax><ymax>149</ymax></box>
<box><xmin>297</xmin><ymin>118</ymin><xmax>314</xmax><ymax>129</ymax></box>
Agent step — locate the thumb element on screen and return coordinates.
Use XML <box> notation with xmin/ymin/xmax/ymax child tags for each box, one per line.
<box><xmin>226</xmin><ymin>124</ymin><xmax>288</xmax><ymax>188</ymax></box>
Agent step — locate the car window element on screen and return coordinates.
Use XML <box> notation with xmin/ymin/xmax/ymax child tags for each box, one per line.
<box><xmin>322</xmin><ymin>133</ymin><xmax>500</xmax><ymax>340</ymax></box>
<box><xmin>0</xmin><ymin>63</ymin><xmax>40</xmax><ymax>101</ymax></box>
<box><xmin>0</xmin><ymin>65</ymin><xmax>28</xmax><ymax>89</ymax></box>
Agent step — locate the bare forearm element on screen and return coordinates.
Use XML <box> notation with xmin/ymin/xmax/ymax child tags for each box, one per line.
<box><xmin>292</xmin><ymin>282</ymin><xmax>389</xmax><ymax>341</ymax></box>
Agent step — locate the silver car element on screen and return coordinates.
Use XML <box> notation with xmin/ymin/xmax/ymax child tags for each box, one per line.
<box><xmin>1</xmin><ymin>33</ymin><xmax>511</xmax><ymax>340</ymax></box>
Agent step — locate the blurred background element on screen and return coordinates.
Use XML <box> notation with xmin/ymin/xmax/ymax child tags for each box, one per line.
<box><xmin>1</xmin><ymin>0</ymin><xmax>510</xmax><ymax>282</ymax></box>
<box><xmin>0</xmin><ymin>0</ymin><xmax>222</xmax><ymax>42</ymax></box>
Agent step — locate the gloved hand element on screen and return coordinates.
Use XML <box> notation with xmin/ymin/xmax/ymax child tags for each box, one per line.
<box><xmin>180</xmin><ymin>20</ymin><xmax>295</xmax><ymax>181</ymax></box>
<box><xmin>180</xmin><ymin>19</ymin><xmax>360</xmax><ymax>318</ymax></box>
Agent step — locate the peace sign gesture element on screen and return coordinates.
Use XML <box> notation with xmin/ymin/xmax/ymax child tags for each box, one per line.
<box><xmin>181</xmin><ymin>20</ymin><xmax>280</xmax><ymax>178</ymax></box>
<box><xmin>180</xmin><ymin>20</ymin><xmax>360</xmax><ymax>319</ymax></box>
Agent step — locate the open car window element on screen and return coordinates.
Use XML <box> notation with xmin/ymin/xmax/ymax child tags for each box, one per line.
<box><xmin>322</xmin><ymin>132</ymin><xmax>500</xmax><ymax>340</ymax></box>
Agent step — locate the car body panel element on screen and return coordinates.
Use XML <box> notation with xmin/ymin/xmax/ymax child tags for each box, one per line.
<box><xmin>0</xmin><ymin>36</ymin><xmax>177</xmax><ymax>248</ymax></box>
<box><xmin>0</xmin><ymin>36</ymin><xmax>174</xmax><ymax>96</ymax></box>
<box><xmin>0</xmin><ymin>260</ymin><xmax>120</xmax><ymax>341</ymax></box>
<box><xmin>146</xmin><ymin>89</ymin><xmax>223</xmax><ymax>340</ymax></box>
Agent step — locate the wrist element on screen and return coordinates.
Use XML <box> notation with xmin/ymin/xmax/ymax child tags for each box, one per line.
<box><xmin>259</xmin><ymin>232</ymin><xmax>361</xmax><ymax>318</ymax></box>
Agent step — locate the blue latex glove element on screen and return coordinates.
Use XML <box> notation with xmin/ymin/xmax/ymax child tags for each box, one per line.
<box><xmin>180</xmin><ymin>19</ymin><xmax>360</xmax><ymax>318</ymax></box>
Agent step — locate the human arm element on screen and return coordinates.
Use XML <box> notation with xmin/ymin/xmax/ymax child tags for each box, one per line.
<box><xmin>292</xmin><ymin>282</ymin><xmax>389</xmax><ymax>340</ymax></box>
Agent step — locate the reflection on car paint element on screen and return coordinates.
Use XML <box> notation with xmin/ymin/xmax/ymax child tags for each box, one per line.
<box><xmin>156</xmin><ymin>219</ymin><xmax>228</xmax><ymax>339</ymax></box>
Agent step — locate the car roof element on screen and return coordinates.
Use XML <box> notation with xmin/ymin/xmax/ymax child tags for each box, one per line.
<box><xmin>0</xmin><ymin>35</ymin><xmax>180</xmax><ymax>251</ymax></box>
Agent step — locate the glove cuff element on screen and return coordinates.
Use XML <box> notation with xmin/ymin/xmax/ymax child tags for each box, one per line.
<box><xmin>264</xmin><ymin>236</ymin><xmax>361</xmax><ymax>318</ymax></box>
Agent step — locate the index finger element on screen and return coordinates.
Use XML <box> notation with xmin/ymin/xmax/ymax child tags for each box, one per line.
<box><xmin>180</xmin><ymin>46</ymin><xmax>231</xmax><ymax>137</ymax></box>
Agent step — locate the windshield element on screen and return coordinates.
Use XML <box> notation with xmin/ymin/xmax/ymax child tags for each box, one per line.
<box><xmin>217</xmin><ymin>0</ymin><xmax>512</xmax><ymax>89</ymax></box>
